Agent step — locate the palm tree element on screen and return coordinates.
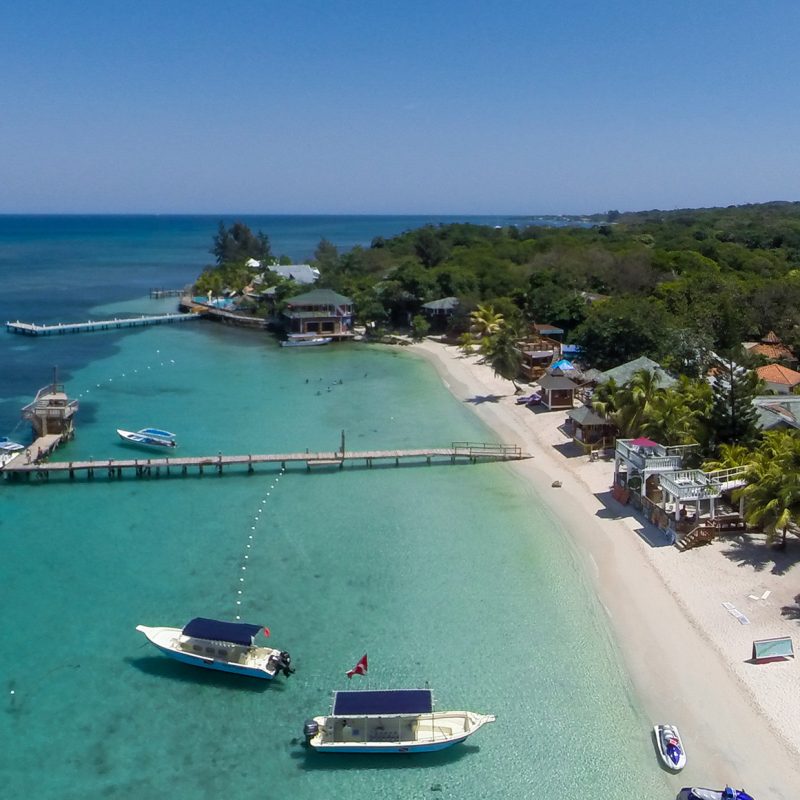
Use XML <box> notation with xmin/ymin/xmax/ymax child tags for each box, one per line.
<box><xmin>485</xmin><ymin>324</ymin><xmax>524</xmax><ymax>392</ymax></box>
<box><xmin>469</xmin><ymin>305</ymin><xmax>504</xmax><ymax>339</ymax></box>
<box><xmin>640</xmin><ymin>392</ymin><xmax>698</xmax><ymax>445</ymax></box>
<box><xmin>458</xmin><ymin>331</ymin><xmax>478</xmax><ymax>355</ymax></box>
<box><xmin>736</xmin><ymin>434</ymin><xmax>800</xmax><ymax>549</ymax></box>
<box><xmin>701</xmin><ymin>442</ymin><xmax>752</xmax><ymax>472</ymax></box>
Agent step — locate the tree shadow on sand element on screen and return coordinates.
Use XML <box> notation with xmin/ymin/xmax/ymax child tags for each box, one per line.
<box><xmin>782</xmin><ymin>594</ymin><xmax>800</xmax><ymax>622</ymax></box>
<box><xmin>719</xmin><ymin>534</ymin><xmax>800</xmax><ymax>577</ymax></box>
<box><xmin>464</xmin><ymin>394</ymin><xmax>505</xmax><ymax>404</ymax></box>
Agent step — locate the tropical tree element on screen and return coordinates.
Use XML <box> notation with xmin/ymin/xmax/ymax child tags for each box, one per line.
<box><xmin>458</xmin><ymin>331</ymin><xmax>478</xmax><ymax>355</ymax></box>
<box><xmin>709</xmin><ymin>354</ymin><xmax>761</xmax><ymax>448</ymax></box>
<box><xmin>410</xmin><ymin>314</ymin><xmax>431</xmax><ymax>341</ymax></box>
<box><xmin>484</xmin><ymin>323</ymin><xmax>524</xmax><ymax>392</ymax></box>
<box><xmin>470</xmin><ymin>304</ymin><xmax>504</xmax><ymax>339</ymax></box>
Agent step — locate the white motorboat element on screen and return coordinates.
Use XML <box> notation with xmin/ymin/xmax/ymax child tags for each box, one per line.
<box><xmin>0</xmin><ymin>436</ymin><xmax>24</xmax><ymax>452</ymax></box>
<box><xmin>654</xmin><ymin>723</ymin><xmax>686</xmax><ymax>770</ymax></box>
<box><xmin>303</xmin><ymin>689</ymin><xmax>495</xmax><ymax>753</ymax></box>
<box><xmin>281</xmin><ymin>335</ymin><xmax>332</xmax><ymax>347</ymax></box>
<box><xmin>117</xmin><ymin>428</ymin><xmax>177</xmax><ymax>449</ymax></box>
<box><xmin>136</xmin><ymin>618</ymin><xmax>293</xmax><ymax>680</ymax></box>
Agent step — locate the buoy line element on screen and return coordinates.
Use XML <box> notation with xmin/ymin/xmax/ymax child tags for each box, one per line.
<box><xmin>75</xmin><ymin>349</ymin><xmax>177</xmax><ymax>400</ymax></box>
<box><xmin>234</xmin><ymin>466</ymin><xmax>285</xmax><ymax>620</ymax></box>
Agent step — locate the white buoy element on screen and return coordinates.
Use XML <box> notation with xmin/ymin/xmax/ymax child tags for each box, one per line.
<box><xmin>242</xmin><ymin>566</ymin><xmax>246</xmax><ymax>570</ymax></box>
<box><xmin>240</xmin><ymin>577</ymin><xmax>244</xmax><ymax>582</ymax></box>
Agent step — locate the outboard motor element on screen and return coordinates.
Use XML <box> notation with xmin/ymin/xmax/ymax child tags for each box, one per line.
<box><xmin>303</xmin><ymin>718</ymin><xmax>319</xmax><ymax>743</ymax></box>
<box><xmin>275</xmin><ymin>651</ymin><xmax>294</xmax><ymax>677</ymax></box>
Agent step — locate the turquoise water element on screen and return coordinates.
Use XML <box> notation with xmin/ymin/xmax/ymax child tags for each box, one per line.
<box><xmin>1</xmin><ymin>217</ymin><xmax>667</xmax><ymax>798</ymax></box>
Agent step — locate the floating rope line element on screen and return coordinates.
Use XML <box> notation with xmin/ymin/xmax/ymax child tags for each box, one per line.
<box><xmin>234</xmin><ymin>467</ymin><xmax>285</xmax><ymax>620</ymax></box>
<box><xmin>74</xmin><ymin>350</ymin><xmax>177</xmax><ymax>400</ymax></box>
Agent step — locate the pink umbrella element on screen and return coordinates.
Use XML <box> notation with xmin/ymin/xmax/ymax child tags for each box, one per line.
<box><xmin>630</xmin><ymin>436</ymin><xmax>659</xmax><ymax>448</ymax></box>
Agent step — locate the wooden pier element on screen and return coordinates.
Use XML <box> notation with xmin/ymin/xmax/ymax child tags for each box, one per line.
<box><xmin>0</xmin><ymin>442</ymin><xmax>528</xmax><ymax>482</ymax></box>
<box><xmin>149</xmin><ymin>288</ymin><xmax>184</xmax><ymax>298</ymax></box>
<box><xmin>6</xmin><ymin>312</ymin><xmax>203</xmax><ymax>336</ymax></box>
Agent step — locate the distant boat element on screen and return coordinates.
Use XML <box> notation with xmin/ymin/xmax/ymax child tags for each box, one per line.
<box><xmin>137</xmin><ymin>427</ymin><xmax>176</xmax><ymax>440</ymax></box>
<box><xmin>303</xmin><ymin>689</ymin><xmax>495</xmax><ymax>753</ymax></box>
<box><xmin>654</xmin><ymin>723</ymin><xmax>686</xmax><ymax>770</ymax></box>
<box><xmin>117</xmin><ymin>429</ymin><xmax>177</xmax><ymax>449</ymax></box>
<box><xmin>281</xmin><ymin>335</ymin><xmax>333</xmax><ymax>347</ymax></box>
<box><xmin>136</xmin><ymin>618</ymin><xmax>293</xmax><ymax>680</ymax></box>
<box><xmin>0</xmin><ymin>436</ymin><xmax>24</xmax><ymax>452</ymax></box>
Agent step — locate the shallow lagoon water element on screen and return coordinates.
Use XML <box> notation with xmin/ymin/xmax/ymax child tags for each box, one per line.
<box><xmin>1</xmin><ymin>217</ymin><xmax>667</xmax><ymax>798</ymax></box>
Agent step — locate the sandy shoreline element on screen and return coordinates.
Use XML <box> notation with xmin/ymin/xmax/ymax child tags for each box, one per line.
<box><xmin>412</xmin><ymin>339</ymin><xmax>800</xmax><ymax>799</ymax></box>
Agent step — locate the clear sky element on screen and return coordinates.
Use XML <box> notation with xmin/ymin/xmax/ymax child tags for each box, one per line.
<box><xmin>2</xmin><ymin>1</ymin><xmax>799</xmax><ymax>215</ymax></box>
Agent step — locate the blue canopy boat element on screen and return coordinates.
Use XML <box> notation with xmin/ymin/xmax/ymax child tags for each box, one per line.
<box><xmin>136</xmin><ymin>617</ymin><xmax>293</xmax><ymax>679</ymax></box>
<box><xmin>117</xmin><ymin>428</ymin><xmax>177</xmax><ymax>449</ymax></box>
<box><xmin>303</xmin><ymin>689</ymin><xmax>495</xmax><ymax>753</ymax></box>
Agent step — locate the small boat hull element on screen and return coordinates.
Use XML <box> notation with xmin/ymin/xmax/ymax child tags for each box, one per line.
<box><xmin>281</xmin><ymin>336</ymin><xmax>332</xmax><ymax>347</ymax></box>
<box><xmin>136</xmin><ymin>625</ymin><xmax>290</xmax><ymax>680</ymax></box>
<box><xmin>678</xmin><ymin>789</ymin><xmax>754</xmax><ymax>800</ymax></box>
<box><xmin>654</xmin><ymin>723</ymin><xmax>686</xmax><ymax>770</ymax></box>
<box><xmin>117</xmin><ymin>429</ymin><xmax>177</xmax><ymax>450</ymax></box>
<box><xmin>305</xmin><ymin>710</ymin><xmax>495</xmax><ymax>753</ymax></box>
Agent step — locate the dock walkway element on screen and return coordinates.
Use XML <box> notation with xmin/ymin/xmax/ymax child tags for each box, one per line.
<box><xmin>6</xmin><ymin>312</ymin><xmax>203</xmax><ymax>336</ymax></box>
<box><xmin>1</xmin><ymin>442</ymin><xmax>528</xmax><ymax>482</ymax></box>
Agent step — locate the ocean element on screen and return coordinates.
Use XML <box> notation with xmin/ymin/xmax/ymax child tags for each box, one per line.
<box><xmin>0</xmin><ymin>216</ymin><xmax>668</xmax><ymax>799</ymax></box>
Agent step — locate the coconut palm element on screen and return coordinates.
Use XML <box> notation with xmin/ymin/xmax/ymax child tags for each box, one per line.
<box><xmin>736</xmin><ymin>435</ymin><xmax>800</xmax><ymax>549</ymax></box>
<box><xmin>640</xmin><ymin>391</ymin><xmax>698</xmax><ymax>445</ymax></box>
<box><xmin>701</xmin><ymin>442</ymin><xmax>752</xmax><ymax>472</ymax></box>
<box><xmin>469</xmin><ymin>305</ymin><xmax>504</xmax><ymax>338</ymax></box>
<box><xmin>485</xmin><ymin>324</ymin><xmax>524</xmax><ymax>392</ymax></box>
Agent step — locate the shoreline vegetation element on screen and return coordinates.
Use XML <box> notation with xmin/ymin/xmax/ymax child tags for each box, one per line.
<box><xmin>186</xmin><ymin>203</ymin><xmax>800</xmax><ymax>795</ymax></box>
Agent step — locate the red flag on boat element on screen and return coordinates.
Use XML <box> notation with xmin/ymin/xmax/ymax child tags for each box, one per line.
<box><xmin>263</xmin><ymin>627</ymin><xmax>271</xmax><ymax>637</ymax></box>
<box><xmin>346</xmin><ymin>653</ymin><xmax>368</xmax><ymax>679</ymax></box>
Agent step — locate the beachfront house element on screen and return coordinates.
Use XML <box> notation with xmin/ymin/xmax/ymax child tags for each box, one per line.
<box><xmin>536</xmin><ymin>368</ymin><xmax>577</xmax><ymax>410</ymax></box>
<box><xmin>282</xmin><ymin>288</ymin><xmax>355</xmax><ymax>339</ymax></box>
<box><xmin>421</xmin><ymin>297</ymin><xmax>459</xmax><ymax>331</ymax></box>
<box><xmin>596</xmin><ymin>356</ymin><xmax>677</xmax><ymax>389</ymax></box>
<box><xmin>517</xmin><ymin>328</ymin><xmax>563</xmax><ymax>381</ymax></box>
<box><xmin>270</xmin><ymin>264</ymin><xmax>321</xmax><ymax>285</ymax></box>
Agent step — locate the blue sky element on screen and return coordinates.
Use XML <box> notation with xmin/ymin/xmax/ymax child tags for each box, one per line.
<box><xmin>2</xmin><ymin>1</ymin><xmax>799</xmax><ymax>214</ymax></box>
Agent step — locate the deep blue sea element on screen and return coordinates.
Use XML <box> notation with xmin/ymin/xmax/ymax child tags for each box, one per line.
<box><xmin>0</xmin><ymin>216</ymin><xmax>669</xmax><ymax>799</ymax></box>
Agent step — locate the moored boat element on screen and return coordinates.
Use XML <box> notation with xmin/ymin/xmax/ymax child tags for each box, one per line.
<box><xmin>654</xmin><ymin>723</ymin><xmax>686</xmax><ymax>770</ymax></box>
<box><xmin>281</xmin><ymin>335</ymin><xmax>333</xmax><ymax>347</ymax></box>
<box><xmin>303</xmin><ymin>689</ymin><xmax>495</xmax><ymax>753</ymax></box>
<box><xmin>137</xmin><ymin>427</ymin><xmax>176</xmax><ymax>440</ymax></box>
<box><xmin>117</xmin><ymin>428</ymin><xmax>177</xmax><ymax>449</ymax></box>
<box><xmin>678</xmin><ymin>788</ymin><xmax>754</xmax><ymax>800</ymax></box>
<box><xmin>136</xmin><ymin>617</ymin><xmax>293</xmax><ymax>679</ymax></box>
<box><xmin>0</xmin><ymin>436</ymin><xmax>24</xmax><ymax>452</ymax></box>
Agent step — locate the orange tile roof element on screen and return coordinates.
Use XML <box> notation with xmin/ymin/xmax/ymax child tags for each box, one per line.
<box><xmin>757</xmin><ymin>363</ymin><xmax>800</xmax><ymax>386</ymax></box>
<box><xmin>750</xmin><ymin>343</ymin><xmax>795</xmax><ymax>361</ymax></box>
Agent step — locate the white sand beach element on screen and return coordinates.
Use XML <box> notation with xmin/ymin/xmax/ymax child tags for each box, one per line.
<box><xmin>412</xmin><ymin>339</ymin><xmax>800</xmax><ymax>799</ymax></box>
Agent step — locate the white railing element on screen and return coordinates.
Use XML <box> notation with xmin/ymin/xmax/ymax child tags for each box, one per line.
<box><xmin>660</xmin><ymin>470</ymin><xmax>722</xmax><ymax>500</ymax></box>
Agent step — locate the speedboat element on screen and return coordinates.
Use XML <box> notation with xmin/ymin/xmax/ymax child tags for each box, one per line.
<box><xmin>136</xmin><ymin>618</ymin><xmax>293</xmax><ymax>679</ymax></box>
<box><xmin>117</xmin><ymin>428</ymin><xmax>177</xmax><ymax>449</ymax></box>
<box><xmin>281</xmin><ymin>335</ymin><xmax>333</xmax><ymax>347</ymax></box>
<box><xmin>678</xmin><ymin>788</ymin><xmax>754</xmax><ymax>800</ymax></box>
<box><xmin>0</xmin><ymin>436</ymin><xmax>24</xmax><ymax>452</ymax></box>
<box><xmin>303</xmin><ymin>689</ymin><xmax>495</xmax><ymax>753</ymax></box>
<box><xmin>654</xmin><ymin>723</ymin><xmax>686</xmax><ymax>770</ymax></box>
<box><xmin>137</xmin><ymin>427</ymin><xmax>176</xmax><ymax>440</ymax></box>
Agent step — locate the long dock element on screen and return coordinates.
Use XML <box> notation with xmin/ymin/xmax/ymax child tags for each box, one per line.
<box><xmin>6</xmin><ymin>312</ymin><xmax>203</xmax><ymax>336</ymax></box>
<box><xmin>0</xmin><ymin>442</ymin><xmax>528</xmax><ymax>482</ymax></box>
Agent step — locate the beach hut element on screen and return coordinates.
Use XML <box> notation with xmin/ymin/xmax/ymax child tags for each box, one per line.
<box><xmin>282</xmin><ymin>289</ymin><xmax>355</xmax><ymax>339</ymax></box>
<box><xmin>536</xmin><ymin>368</ymin><xmax>577</xmax><ymax>410</ymax></box>
<box><xmin>566</xmin><ymin>405</ymin><xmax>615</xmax><ymax>451</ymax></box>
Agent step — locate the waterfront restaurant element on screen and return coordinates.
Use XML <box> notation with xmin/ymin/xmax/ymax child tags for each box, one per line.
<box><xmin>282</xmin><ymin>289</ymin><xmax>355</xmax><ymax>339</ymax></box>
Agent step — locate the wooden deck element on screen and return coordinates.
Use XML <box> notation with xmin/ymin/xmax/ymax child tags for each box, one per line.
<box><xmin>0</xmin><ymin>442</ymin><xmax>528</xmax><ymax>482</ymax></box>
<box><xmin>6</xmin><ymin>312</ymin><xmax>202</xmax><ymax>336</ymax></box>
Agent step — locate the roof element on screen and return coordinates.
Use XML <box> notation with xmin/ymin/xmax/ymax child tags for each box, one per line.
<box><xmin>533</xmin><ymin>323</ymin><xmax>564</xmax><ymax>335</ymax></box>
<box><xmin>271</xmin><ymin>264</ymin><xmax>320</xmax><ymax>285</ymax></box>
<box><xmin>422</xmin><ymin>296</ymin><xmax>459</xmax><ymax>311</ymax></box>
<box><xmin>182</xmin><ymin>618</ymin><xmax>262</xmax><ymax>645</ymax></box>
<box><xmin>750</xmin><ymin>342</ymin><xmax>795</xmax><ymax>361</ymax></box>
<box><xmin>756</xmin><ymin>363</ymin><xmax>800</xmax><ymax>387</ymax></box>
<box><xmin>597</xmin><ymin>356</ymin><xmax>677</xmax><ymax>389</ymax></box>
<box><xmin>285</xmin><ymin>288</ymin><xmax>353</xmax><ymax>307</ymax></box>
<box><xmin>561</xmin><ymin>344</ymin><xmax>582</xmax><ymax>355</ymax></box>
<box><xmin>332</xmin><ymin>690</ymin><xmax>433</xmax><ymax>716</ymax></box>
<box><xmin>762</xmin><ymin>330</ymin><xmax>781</xmax><ymax>344</ymax></box>
<box><xmin>754</xmin><ymin>396</ymin><xmax>800</xmax><ymax>431</ymax></box>
<box><xmin>567</xmin><ymin>405</ymin><xmax>611</xmax><ymax>426</ymax></box>
<box><xmin>537</xmin><ymin>372</ymin><xmax>578</xmax><ymax>390</ymax></box>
